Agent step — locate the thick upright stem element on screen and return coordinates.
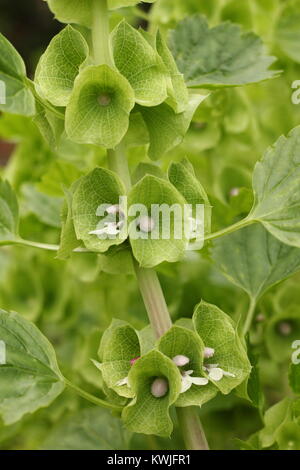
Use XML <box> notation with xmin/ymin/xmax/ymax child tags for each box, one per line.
<box><xmin>134</xmin><ymin>263</ymin><xmax>172</xmax><ymax>338</ymax></box>
<box><xmin>107</xmin><ymin>145</ymin><xmax>131</xmax><ymax>192</ymax></box>
<box><xmin>177</xmin><ymin>407</ymin><xmax>209</xmax><ymax>450</ymax></box>
<box><xmin>92</xmin><ymin>0</ymin><xmax>114</xmax><ymax>66</ymax></box>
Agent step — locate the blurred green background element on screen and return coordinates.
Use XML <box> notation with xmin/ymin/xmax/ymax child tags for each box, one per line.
<box><xmin>0</xmin><ymin>0</ymin><xmax>300</xmax><ymax>450</ymax></box>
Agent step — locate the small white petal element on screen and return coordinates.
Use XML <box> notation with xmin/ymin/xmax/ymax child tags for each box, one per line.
<box><xmin>222</xmin><ymin>370</ymin><xmax>236</xmax><ymax>378</ymax></box>
<box><xmin>172</xmin><ymin>355</ymin><xmax>190</xmax><ymax>367</ymax></box>
<box><xmin>106</xmin><ymin>204</ymin><xmax>121</xmax><ymax>215</ymax></box>
<box><xmin>208</xmin><ymin>367</ymin><xmax>224</xmax><ymax>381</ymax></box>
<box><xmin>116</xmin><ymin>376</ymin><xmax>129</xmax><ymax>387</ymax></box>
<box><xmin>89</xmin><ymin>222</ymin><xmax>120</xmax><ymax>236</ymax></box>
<box><xmin>180</xmin><ymin>376</ymin><xmax>193</xmax><ymax>393</ymax></box>
<box><xmin>138</xmin><ymin>216</ymin><xmax>155</xmax><ymax>233</ymax></box>
<box><xmin>204</xmin><ymin>347</ymin><xmax>215</xmax><ymax>359</ymax></box>
<box><xmin>190</xmin><ymin>376</ymin><xmax>209</xmax><ymax>386</ymax></box>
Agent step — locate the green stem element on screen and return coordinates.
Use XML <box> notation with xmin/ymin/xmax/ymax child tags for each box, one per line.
<box><xmin>92</xmin><ymin>0</ymin><xmax>114</xmax><ymax>66</ymax></box>
<box><xmin>64</xmin><ymin>378</ymin><xmax>122</xmax><ymax>412</ymax></box>
<box><xmin>177</xmin><ymin>407</ymin><xmax>209</xmax><ymax>450</ymax></box>
<box><xmin>107</xmin><ymin>144</ymin><xmax>131</xmax><ymax>192</ymax></box>
<box><xmin>134</xmin><ymin>263</ymin><xmax>172</xmax><ymax>338</ymax></box>
<box><xmin>0</xmin><ymin>238</ymin><xmax>90</xmax><ymax>253</ymax></box>
<box><xmin>243</xmin><ymin>297</ymin><xmax>257</xmax><ymax>336</ymax></box>
<box><xmin>205</xmin><ymin>216</ymin><xmax>255</xmax><ymax>242</ymax></box>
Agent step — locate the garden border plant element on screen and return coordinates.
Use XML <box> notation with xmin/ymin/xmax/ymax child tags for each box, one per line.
<box><xmin>1</xmin><ymin>0</ymin><xmax>300</xmax><ymax>451</ymax></box>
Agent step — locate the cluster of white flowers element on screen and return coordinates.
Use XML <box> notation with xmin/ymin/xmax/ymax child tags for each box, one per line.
<box><xmin>89</xmin><ymin>204</ymin><xmax>125</xmax><ymax>236</ymax></box>
<box><xmin>115</xmin><ymin>346</ymin><xmax>236</xmax><ymax>399</ymax></box>
<box><xmin>172</xmin><ymin>346</ymin><xmax>235</xmax><ymax>394</ymax></box>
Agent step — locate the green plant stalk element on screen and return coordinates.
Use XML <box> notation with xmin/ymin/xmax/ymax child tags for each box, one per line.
<box><xmin>204</xmin><ymin>216</ymin><xmax>254</xmax><ymax>242</ymax></box>
<box><xmin>64</xmin><ymin>378</ymin><xmax>122</xmax><ymax>412</ymax></box>
<box><xmin>243</xmin><ymin>297</ymin><xmax>257</xmax><ymax>336</ymax></box>
<box><xmin>92</xmin><ymin>0</ymin><xmax>114</xmax><ymax>67</ymax></box>
<box><xmin>93</xmin><ymin>1</ymin><xmax>209</xmax><ymax>450</ymax></box>
<box><xmin>176</xmin><ymin>407</ymin><xmax>209</xmax><ymax>450</ymax></box>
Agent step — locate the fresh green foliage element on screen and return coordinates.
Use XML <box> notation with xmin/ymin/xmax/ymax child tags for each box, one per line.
<box><xmin>112</xmin><ymin>21</ymin><xmax>167</xmax><ymax>107</ymax></box>
<box><xmin>35</xmin><ymin>26</ymin><xmax>89</xmax><ymax>107</ymax></box>
<box><xmin>65</xmin><ymin>65</ymin><xmax>135</xmax><ymax>147</ymax></box>
<box><xmin>0</xmin><ymin>179</ymin><xmax>19</xmax><ymax>241</ymax></box>
<box><xmin>0</xmin><ymin>309</ymin><xmax>64</xmax><ymax>424</ymax></box>
<box><xmin>250</xmin><ymin>127</ymin><xmax>300</xmax><ymax>247</ymax></box>
<box><xmin>212</xmin><ymin>224</ymin><xmax>300</xmax><ymax>301</ymax></box>
<box><xmin>169</xmin><ymin>15</ymin><xmax>279</xmax><ymax>88</ymax></box>
<box><xmin>1</xmin><ymin>0</ymin><xmax>300</xmax><ymax>452</ymax></box>
<box><xmin>0</xmin><ymin>33</ymin><xmax>35</xmax><ymax>115</ymax></box>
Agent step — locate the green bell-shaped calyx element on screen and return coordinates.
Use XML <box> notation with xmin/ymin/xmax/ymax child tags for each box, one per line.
<box><xmin>72</xmin><ymin>167</ymin><xmax>127</xmax><ymax>252</ymax></box>
<box><xmin>158</xmin><ymin>326</ymin><xmax>217</xmax><ymax>407</ymax></box>
<box><xmin>128</xmin><ymin>175</ymin><xmax>188</xmax><ymax>268</ymax></box>
<box><xmin>35</xmin><ymin>25</ymin><xmax>89</xmax><ymax>107</ymax></box>
<box><xmin>97</xmin><ymin>320</ymin><xmax>141</xmax><ymax>398</ymax></box>
<box><xmin>193</xmin><ymin>301</ymin><xmax>251</xmax><ymax>395</ymax></box>
<box><xmin>111</xmin><ymin>20</ymin><xmax>167</xmax><ymax>107</ymax></box>
<box><xmin>122</xmin><ymin>350</ymin><xmax>181</xmax><ymax>437</ymax></box>
<box><xmin>65</xmin><ymin>64</ymin><xmax>135</xmax><ymax>148</ymax></box>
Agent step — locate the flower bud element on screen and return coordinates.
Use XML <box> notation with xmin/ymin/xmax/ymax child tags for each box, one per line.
<box><xmin>204</xmin><ymin>347</ymin><xmax>215</xmax><ymax>359</ymax></box>
<box><xmin>151</xmin><ymin>377</ymin><xmax>168</xmax><ymax>398</ymax></box>
<box><xmin>172</xmin><ymin>355</ymin><xmax>190</xmax><ymax>367</ymax></box>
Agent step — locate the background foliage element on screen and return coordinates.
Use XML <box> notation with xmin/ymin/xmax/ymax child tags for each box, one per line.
<box><xmin>0</xmin><ymin>0</ymin><xmax>300</xmax><ymax>450</ymax></box>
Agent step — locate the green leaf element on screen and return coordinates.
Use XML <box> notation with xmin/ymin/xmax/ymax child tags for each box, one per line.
<box><xmin>156</xmin><ymin>30</ymin><xmax>188</xmax><ymax>113</ymax></box>
<box><xmin>169</xmin><ymin>15</ymin><xmax>279</xmax><ymax>88</ymax></box>
<box><xmin>275</xmin><ymin>0</ymin><xmax>300</xmax><ymax>63</ymax></box>
<box><xmin>132</xmin><ymin>162</ymin><xmax>166</xmax><ymax>184</ymax></box>
<box><xmin>98</xmin><ymin>320</ymin><xmax>140</xmax><ymax>398</ymax></box>
<box><xmin>212</xmin><ymin>224</ymin><xmax>300</xmax><ymax>301</ymax></box>
<box><xmin>289</xmin><ymin>363</ymin><xmax>300</xmax><ymax>395</ymax></box>
<box><xmin>112</xmin><ymin>21</ymin><xmax>167</xmax><ymax>107</ymax></box>
<box><xmin>42</xmin><ymin>407</ymin><xmax>131</xmax><ymax>450</ymax></box>
<box><xmin>158</xmin><ymin>326</ymin><xmax>217</xmax><ymax>407</ymax></box>
<box><xmin>65</xmin><ymin>64</ymin><xmax>135</xmax><ymax>148</ymax></box>
<box><xmin>128</xmin><ymin>175</ymin><xmax>188</xmax><ymax>268</ymax></box>
<box><xmin>250</xmin><ymin>127</ymin><xmax>300</xmax><ymax>247</ymax></box>
<box><xmin>44</xmin><ymin>0</ymin><xmax>157</xmax><ymax>26</ymax></box>
<box><xmin>140</xmin><ymin>93</ymin><xmax>207</xmax><ymax>160</ymax></box>
<box><xmin>21</xmin><ymin>184</ymin><xmax>62</xmax><ymax>228</ymax></box>
<box><xmin>193</xmin><ymin>301</ymin><xmax>251</xmax><ymax>394</ymax></box>
<box><xmin>33</xmin><ymin>103</ymin><xmax>64</xmax><ymax>148</ymax></box>
<box><xmin>57</xmin><ymin>181</ymin><xmax>82</xmax><ymax>260</ymax></box>
<box><xmin>35</xmin><ymin>26</ymin><xmax>89</xmax><ymax>107</ymax></box>
<box><xmin>0</xmin><ymin>179</ymin><xmax>19</xmax><ymax>241</ymax></box>
<box><xmin>0</xmin><ymin>33</ymin><xmax>35</xmax><ymax>116</ymax></box>
<box><xmin>98</xmin><ymin>245</ymin><xmax>134</xmax><ymax>275</ymax></box>
<box><xmin>72</xmin><ymin>167</ymin><xmax>127</xmax><ymax>252</ymax></box>
<box><xmin>259</xmin><ymin>398</ymin><xmax>292</xmax><ymax>448</ymax></box>
<box><xmin>168</xmin><ymin>159</ymin><xmax>211</xmax><ymax>235</ymax></box>
<box><xmin>276</xmin><ymin>422</ymin><xmax>300</xmax><ymax>450</ymax></box>
<box><xmin>122</xmin><ymin>350</ymin><xmax>181</xmax><ymax>437</ymax></box>
<box><xmin>0</xmin><ymin>309</ymin><xmax>64</xmax><ymax>424</ymax></box>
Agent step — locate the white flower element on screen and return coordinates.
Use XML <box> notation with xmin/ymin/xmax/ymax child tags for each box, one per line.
<box><xmin>116</xmin><ymin>376</ymin><xmax>129</xmax><ymax>387</ymax></box>
<box><xmin>180</xmin><ymin>370</ymin><xmax>208</xmax><ymax>393</ymax></box>
<box><xmin>172</xmin><ymin>355</ymin><xmax>190</xmax><ymax>366</ymax></box>
<box><xmin>137</xmin><ymin>215</ymin><xmax>155</xmax><ymax>233</ymax></box>
<box><xmin>151</xmin><ymin>377</ymin><xmax>169</xmax><ymax>397</ymax></box>
<box><xmin>89</xmin><ymin>220</ymin><xmax>123</xmax><ymax>236</ymax></box>
<box><xmin>204</xmin><ymin>363</ymin><xmax>235</xmax><ymax>382</ymax></box>
<box><xmin>204</xmin><ymin>347</ymin><xmax>215</xmax><ymax>359</ymax></box>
